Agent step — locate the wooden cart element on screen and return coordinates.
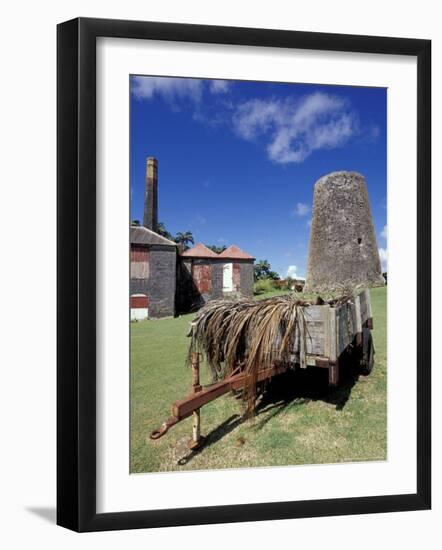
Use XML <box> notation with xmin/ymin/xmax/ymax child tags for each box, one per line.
<box><xmin>150</xmin><ymin>289</ymin><xmax>375</xmax><ymax>448</ymax></box>
<box><xmin>289</xmin><ymin>287</ymin><xmax>375</xmax><ymax>385</ymax></box>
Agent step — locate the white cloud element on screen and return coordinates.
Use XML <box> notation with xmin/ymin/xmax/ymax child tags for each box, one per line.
<box><xmin>233</xmin><ymin>92</ymin><xmax>358</xmax><ymax>164</ymax></box>
<box><xmin>292</xmin><ymin>202</ymin><xmax>310</xmax><ymax>217</ymax></box>
<box><xmin>286</xmin><ymin>265</ymin><xmax>306</xmax><ymax>280</ymax></box>
<box><xmin>380</xmin><ymin>224</ymin><xmax>387</xmax><ymax>240</ymax></box>
<box><xmin>209</xmin><ymin>80</ymin><xmax>231</xmax><ymax>94</ymax></box>
<box><xmin>234</xmin><ymin>99</ymin><xmax>284</xmax><ymax>140</ymax></box>
<box><xmin>378</xmin><ymin>247</ymin><xmax>388</xmax><ymax>271</ymax></box>
<box><xmin>131</xmin><ymin>76</ymin><xmax>231</xmax><ymax>104</ymax></box>
<box><xmin>131</xmin><ymin>76</ymin><xmax>203</xmax><ymax>103</ymax></box>
<box><xmin>307</xmin><ymin>219</ymin><xmax>312</xmax><ymax>228</ymax></box>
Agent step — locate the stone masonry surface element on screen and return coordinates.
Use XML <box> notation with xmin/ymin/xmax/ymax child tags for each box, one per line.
<box><xmin>305</xmin><ymin>171</ymin><xmax>384</xmax><ymax>292</ymax></box>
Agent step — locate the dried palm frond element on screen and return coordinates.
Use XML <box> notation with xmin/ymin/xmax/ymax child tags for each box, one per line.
<box><xmin>187</xmin><ymin>294</ymin><xmax>303</xmax><ymax>415</ymax></box>
<box><xmin>187</xmin><ymin>289</ymin><xmax>357</xmax><ymax>415</ymax></box>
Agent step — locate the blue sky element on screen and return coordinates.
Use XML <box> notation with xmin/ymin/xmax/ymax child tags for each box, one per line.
<box><xmin>130</xmin><ymin>76</ymin><xmax>387</xmax><ymax>278</ymax></box>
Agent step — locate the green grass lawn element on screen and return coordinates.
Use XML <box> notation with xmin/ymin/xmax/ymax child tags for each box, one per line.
<box><xmin>130</xmin><ymin>286</ymin><xmax>387</xmax><ymax>473</ymax></box>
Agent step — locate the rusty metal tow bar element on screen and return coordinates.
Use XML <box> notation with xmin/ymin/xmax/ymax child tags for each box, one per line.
<box><xmin>149</xmin><ymin>416</ymin><xmax>181</xmax><ymax>440</ymax></box>
<box><xmin>149</xmin><ymin>357</ymin><xmax>288</xmax><ymax>448</ymax></box>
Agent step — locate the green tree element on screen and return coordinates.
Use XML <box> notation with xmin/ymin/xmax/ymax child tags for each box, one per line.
<box><xmin>131</xmin><ymin>219</ymin><xmax>141</xmax><ymax>226</ymax></box>
<box><xmin>174</xmin><ymin>231</ymin><xmax>195</xmax><ymax>250</ymax></box>
<box><xmin>157</xmin><ymin>222</ymin><xmax>174</xmax><ymax>240</ymax></box>
<box><xmin>254</xmin><ymin>259</ymin><xmax>280</xmax><ymax>281</ymax></box>
<box><xmin>254</xmin><ymin>259</ymin><xmax>271</xmax><ymax>280</ymax></box>
<box><xmin>267</xmin><ymin>270</ymin><xmax>281</xmax><ymax>281</ymax></box>
<box><xmin>206</xmin><ymin>244</ymin><xmax>227</xmax><ymax>254</ymax></box>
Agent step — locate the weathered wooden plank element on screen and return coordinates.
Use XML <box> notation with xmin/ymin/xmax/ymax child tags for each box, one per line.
<box><xmin>305</xmin><ymin>322</ymin><xmax>326</xmax><ymax>336</ymax></box>
<box><xmin>303</xmin><ymin>306</ymin><xmax>326</xmax><ymax>322</ymax></box>
<box><xmin>306</xmin><ymin>323</ymin><xmax>325</xmax><ymax>355</ymax></box>
<box><xmin>337</xmin><ymin>302</ymin><xmax>356</xmax><ymax>355</ymax></box>
<box><xmin>292</xmin><ymin>329</ymin><xmax>325</xmax><ymax>356</ymax></box>
<box><xmin>280</xmin><ymin>292</ymin><xmax>372</xmax><ymax>362</ymax></box>
<box><xmin>359</xmin><ymin>290</ymin><xmax>369</xmax><ymax>325</ymax></box>
<box><xmin>365</xmin><ymin>289</ymin><xmax>372</xmax><ymax>320</ymax></box>
<box><xmin>309</xmin><ymin>338</ymin><xmax>324</xmax><ymax>356</ymax></box>
<box><xmin>354</xmin><ymin>293</ymin><xmax>362</xmax><ymax>333</ymax></box>
<box><xmin>337</xmin><ymin>305</ymin><xmax>345</xmax><ymax>355</ymax></box>
<box><xmin>322</xmin><ymin>306</ymin><xmax>331</xmax><ymax>359</ymax></box>
<box><xmin>329</xmin><ymin>306</ymin><xmax>337</xmax><ymax>362</ymax></box>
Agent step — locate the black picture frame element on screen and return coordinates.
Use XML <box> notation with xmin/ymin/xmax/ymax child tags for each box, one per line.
<box><xmin>57</xmin><ymin>17</ymin><xmax>431</xmax><ymax>532</ymax></box>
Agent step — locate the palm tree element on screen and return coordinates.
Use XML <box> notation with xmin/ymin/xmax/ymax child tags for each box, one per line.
<box><xmin>157</xmin><ymin>222</ymin><xmax>174</xmax><ymax>240</ymax></box>
<box><xmin>174</xmin><ymin>231</ymin><xmax>195</xmax><ymax>250</ymax></box>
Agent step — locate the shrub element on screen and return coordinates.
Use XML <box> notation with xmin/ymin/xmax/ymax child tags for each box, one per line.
<box><xmin>254</xmin><ymin>278</ymin><xmax>277</xmax><ymax>295</ymax></box>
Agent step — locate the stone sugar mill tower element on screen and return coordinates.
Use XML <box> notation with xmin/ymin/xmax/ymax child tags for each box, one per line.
<box><xmin>305</xmin><ymin>171</ymin><xmax>384</xmax><ymax>292</ymax></box>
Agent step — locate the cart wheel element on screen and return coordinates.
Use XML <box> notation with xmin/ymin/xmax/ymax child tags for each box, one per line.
<box><xmin>359</xmin><ymin>327</ymin><xmax>374</xmax><ymax>375</ymax></box>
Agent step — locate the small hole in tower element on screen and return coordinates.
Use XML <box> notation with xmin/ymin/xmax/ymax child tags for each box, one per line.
<box><xmin>357</xmin><ymin>237</ymin><xmax>362</xmax><ymax>245</ymax></box>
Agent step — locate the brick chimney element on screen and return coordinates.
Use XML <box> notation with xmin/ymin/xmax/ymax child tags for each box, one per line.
<box><xmin>143</xmin><ymin>157</ymin><xmax>158</xmax><ymax>232</ymax></box>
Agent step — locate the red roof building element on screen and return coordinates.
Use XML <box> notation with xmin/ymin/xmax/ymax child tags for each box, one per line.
<box><xmin>178</xmin><ymin>243</ymin><xmax>255</xmax><ymax>310</ymax></box>
<box><xmin>181</xmin><ymin>243</ymin><xmax>219</xmax><ymax>258</ymax></box>
<box><xmin>218</xmin><ymin>245</ymin><xmax>255</xmax><ymax>260</ymax></box>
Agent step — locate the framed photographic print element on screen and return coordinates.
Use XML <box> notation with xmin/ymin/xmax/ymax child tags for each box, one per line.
<box><xmin>57</xmin><ymin>17</ymin><xmax>431</xmax><ymax>532</ymax></box>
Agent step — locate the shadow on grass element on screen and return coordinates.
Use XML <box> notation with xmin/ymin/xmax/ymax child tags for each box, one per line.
<box><xmin>177</xmin><ymin>353</ymin><xmax>362</xmax><ymax>464</ymax></box>
<box><xmin>177</xmin><ymin>413</ymin><xmax>245</xmax><ymax>465</ymax></box>
<box><xmin>253</xmin><ymin>354</ymin><xmax>361</xmax><ymax>430</ymax></box>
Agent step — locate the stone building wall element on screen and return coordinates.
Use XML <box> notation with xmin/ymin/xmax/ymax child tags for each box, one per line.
<box><xmin>239</xmin><ymin>261</ymin><xmax>254</xmax><ymax>297</ymax></box>
<box><xmin>305</xmin><ymin>171</ymin><xmax>384</xmax><ymax>292</ymax></box>
<box><xmin>148</xmin><ymin>245</ymin><xmax>177</xmax><ymax>318</ymax></box>
<box><xmin>176</xmin><ymin>257</ymin><xmax>254</xmax><ymax>311</ymax></box>
<box><xmin>130</xmin><ymin>278</ymin><xmax>149</xmax><ymax>296</ymax></box>
<box><xmin>130</xmin><ymin>244</ymin><xmax>177</xmax><ymax>318</ymax></box>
